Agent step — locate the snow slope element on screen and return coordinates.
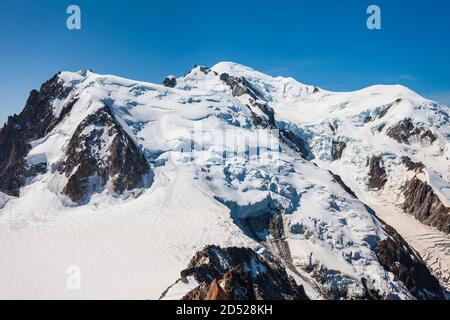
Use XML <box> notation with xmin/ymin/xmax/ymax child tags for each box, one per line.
<box><xmin>0</xmin><ymin>163</ymin><xmax>255</xmax><ymax>299</ymax></box>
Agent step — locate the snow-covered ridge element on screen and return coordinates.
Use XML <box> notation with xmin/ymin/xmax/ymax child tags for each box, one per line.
<box><xmin>0</xmin><ymin>62</ymin><xmax>448</xmax><ymax>299</ymax></box>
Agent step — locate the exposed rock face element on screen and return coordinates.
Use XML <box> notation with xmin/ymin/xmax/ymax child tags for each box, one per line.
<box><xmin>220</xmin><ymin>73</ymin><xmax>263</xmax><ymax>101</ymax></box>
<box><xmin>177</xmin><ymin>245</ymin><xmax>308</xmax><ymax>300</ymax></box>
<box><xmin>377</xmin><ymin>105</ymin><xmax>393</xmax><ymax>119</ymax></box>
<box><xmin>162</xmin><ymin>76</ymin><xmax>177</xmax><ymax>88</ymax></box>
<box><xmin>245</xmin><ymin>103</ymin><xmax>276</xmax><ymax>130</ymax></box>
<box><xmin>205</xmin><ymin>279</ymin><xmax>231</xmax><ymax>300</ymax></box>
<box><xmin>377</xmin><ymin>222</ymin><xmax>446</xmax><ymax>300</ymax></box>
<box><xmin>267</xmin><ymin>211</ymin><xmax>293</xmax><ymax>263</ymax></box>
<box><xmin>0</xmin><ymin>73</ymin><xmax>72</xmax><ymax>196</ymax></box>
<box><xmin>58</xmin><ymin>106</ymin><xmax>152</xmax><ymax>203</ymax></box>
<box><xmin>280</xmin><ymin>129</ymin><xmax>310</xmax><ymax>159</ymax></box>
<box><xmin>199</xmin><ymin>66</ymin><xmax>215</xmax><ymax>75</ymax></box>
<box><xmin>247</xmin><ymin>107</ymin><xmax>268</xmax><ymax>129</ymax></box>
<box><xmin>387</xmin><ymin>119</ymin><xmax>437</xmax><ymax>145</ymax></box>
<box><xmin>403</xmin><ymin>178</ymin><xmax>450</xmax><ymax>234</ymax></box>
<box><xmin>368</xmin><ymin>156</ymin><xmax>388</xmax><ymax>190</ymax></box>
<box><xmin>331</xmin><ymin>140</ymin><xmax>347</xmax><ymax>160</ymax></box>
<box><xmin>47</xmin><ymin>98</ymin><xmax>80</xmax><ymax>135</ymax></box>
<box><xmin>250</xmin><ymin>99</ymin><xmax>276</xmax><ymax>128</ymax></box>
<box><xmin>401</xmin><ymin>156</ymin><xmax>425</xmax><ymax>173</ymax></box>
<box><xmin>376</xmin><ymin>99</ymin><xmax>401</xmax><ymax>120</ymax></box>
<box><xmin>328</xmin><ymin>122</ymin><xmax>337</xmax><ymax>135</ymax></box>
<box><xmin>219</xmin><ymin>72</ymin><xmax>312</xmax><ymax>159</ymax></box>
<box><xmin>329</xmin><ymin>171</ymin><xmax>357</xmax><ymax>198</ymax></box>
<box><xmin>239</xmin><ymin>209</ymin><xmax>293</xmax><ymax>265</ymax></box>
<box><xmin>227</xmin><ymin>79</ymin><xmax>275</xmax><ymax>128</ymax></box>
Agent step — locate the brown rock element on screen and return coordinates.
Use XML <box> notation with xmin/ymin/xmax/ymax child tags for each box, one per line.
<box><xmin>0</xmin><ymin>73</ymin><xmax>74</xmax><ymax>196</ymax></box>
<box><xmin>177</xmin><ymin>245</ymin><xmax>309</xmax><ymax>300</ymax></box>
<box><xmin>387</xmin><ymin>119</ymin><xmax>437</xmax><ymax>145</ymax></box>
<box><xmin>280</xmin><ymin>129</ymin><xmax>310</xmax><ymax>159</ymax></box>
<box><xmin>220</xmin><ymin>73</ymin><xmax>262</xmax><ymax>101</ymax></box>
<box><xmin>368</xmin><ymin>156</ymin><xmax>387</xmax><ymax>190</ymax></box>
<box><xmin>401</xmin><ymin>156</ymin><xmax>425</xmax><ymax>173</ymax></box>
<box><xmin>376</xmin><ymin>222</ymin><xmax>445</xmax><ymax>299</ymax></box>
<box><xmin>403</xmin><ymin>178</ymin><xmax>450</xmax><ymax>234</ymax></box>
<box><xmin>205</xmin><ymin>280</ymin><xmax>231</xmax><ymax>300</ymax></box>
<box><xmin>59</xmin><ymin>106</ymin><xmax>153</xmax><ymax>204</ymax></box>
<box><xmin>331</xmin><ymin>140</ymin><xmax>347</xmax><ymax>160</ymax></box>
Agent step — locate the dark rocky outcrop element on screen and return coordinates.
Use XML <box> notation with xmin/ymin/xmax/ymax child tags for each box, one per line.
<box><xmin>401</xmin><ymin>156</ymin><xmax>425</xmax><ymax>173</ymax></box>
<box><xmin>331</xmin><ymin>140</ymin><xmax>347</xmax><ymax>160</ymax></box>
<box><xmin>244</xmin><ymin>103</ymin><xmax>276</xmax><ymax>130</ymax></box>
<box><xmin>199</xmin><ymin>66</ymin><xmax>215</xmax><ymax>75</ymax></box>
<box><xmin>403</xmin><ymin>178</ymin><xmax>450</xmax><ymax>234</ymax></box>
<box><xmin>247</xmin><ymin>108</ymin><xmax>267</xmax><ymax>129</ymax></box>
<box><xmin>267</xmin><ymin>212</ymin><xmax>293</xmax><ymax>263</ymax></box>
<box><xmin>377</xmin><ymin>222</ymin><xmax>446</xmax><ymax>300</ymax></box>
<box><xmin>328</xmin><ymin>122</ymin><xmax>336</xmax><ymax>135</ymax></box>
<box><xmin>368</xmin><ymin>156</ymin><xmax>387</xmax><ymax>190</ymax></box>
<box><xmin>162</xmin><ymin>76</ymin><xmax>176</xmax><ymax>88</ymax></box>
<box><xmin>377</xmin><ymin>123</ymin><xmax>386</xmax><ymax>133</ymax></box>
<box><xmin>238</xmin><ymin>211</ymin><xmax>275</xmax><ymax>243</ymax></box>
<box><xmin>329</xmin><ymin>171</ymin><xmax>357</xmax><ymax>198</ymax></box>
<box><xmin>387</xmin><ymin>119</ymin><xmax>437</xmax><ymax>145</ymax></box>
<box><xmin>377</xmin><ymin>99</ymin><xmax>401</xmax><ymax>120</ymax></box>
<box><xmin>220</xmin><ymin>73</ymin><xmax>276</xmax><ymax>128</ymax></box>
<box><xmin>44</xmin><ymin>97</ymin><xmax>80</xmax><ymax>136</ymax></box>
<box><xmin>240</xmin><ymin>210</ymin><xmax>293</xmax><ymax>265</ymax></box>
<box><xmin>249</xmin><ymin>99</ymin><xmax>276</xmax><ymax>128</ymax></box>
<box><xmin>0</xmin><ymin>73</ymin><xmax>73</xmax><ymax>197</ymax></box>
<box><xmin>220</xmin><ymin>73</ymin><xmax>263</xmax><ymax>101</ymax></box>
<box><xmin>377</xmin><ymin>105</ymin><xmax>392</xmax><ymax>119</ymax></box>
<box><xmin>183</xmin><ymin>65</ymin><xmax>218</xmax><ymax>78</ymax></box>
<box><xmin>173</xmin><ymin>245</ymin><xmax>308</xmax><ymax>300</ymax></box>
<box><xmin>190</xmin><ymin>65</ymin><xmax>216</xmax><ymax>75</ymax></box>
<box><xmin>58</xmin><ymin>106</ymin><xmax>152</xmax><ymax>203</ymax></box>
<box><xmin>219</xmin><ymin>72</ymin><xmax>312</xmax><ymax>159</ymax></box>
<box><xmin>280</xmin><ymin>129</ymin><xmax>310</xmax><ymax>159</ymax></box>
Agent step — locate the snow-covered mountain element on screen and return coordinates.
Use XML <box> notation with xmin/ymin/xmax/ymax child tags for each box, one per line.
<box><xmin>0</xmin><ymin>62</ymin><xmax>449</xmax><ymax>300</ymax></box>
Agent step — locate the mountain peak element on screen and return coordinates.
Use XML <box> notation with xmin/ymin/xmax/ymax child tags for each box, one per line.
<box><xmin>212</xmin><ymin>61</ymin><xmax>257</xmax><ymax>74</ymax></box>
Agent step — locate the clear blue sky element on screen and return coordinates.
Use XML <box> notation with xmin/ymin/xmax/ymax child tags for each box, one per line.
<box><xmin>1</xmin><ymin>0</ymin><xmax>449</xmax><ymax>125</ymax></box>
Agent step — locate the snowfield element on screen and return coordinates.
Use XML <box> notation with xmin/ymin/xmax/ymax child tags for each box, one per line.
<box><xmin>0</xmin><ymin>164</ymin><xmax>255</xmax><ymax>299</ymax></box>
<box><xmin>0</xmin><ymin>62</ymin><xmax>448</xmax><ymax>299</ymax></box>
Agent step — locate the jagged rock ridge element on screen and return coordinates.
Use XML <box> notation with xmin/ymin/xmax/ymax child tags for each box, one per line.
<box><xmin>387</xmin><ymin>118</ymin><xmax>437</xmax><ymax>145</ymax></box>
<box><xmin>58</xmin><ymin>106</ymin><xmax>153</xmax><ymax>203</ymax></box>
<box><xmin>403</xmin><ymin>178</ymin><xmax>450</xmax><ymax>234</ymax></box>
<box><xmin>0</xmin><ymin>73</ymin><xmax>73</xmax><ymax>196</ymax></box>
<box><xmin>162</xmin><ymin>245</ymin><xmax>309</xmax><ymax>300</ymax></box>
<box><xmin>368</xmin><ymin>156</ymin><xmax>388</xmax><ymax>190</ymax></box>
<box><xmin>377</xmin><ymin>222</ymin><xmax>445</xmax><ymax>300</ymax></box>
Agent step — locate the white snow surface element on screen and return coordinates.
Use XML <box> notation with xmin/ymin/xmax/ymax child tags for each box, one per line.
<box><xmin>1</xmin><ymin>62</ymin><xmax>449</xmax><ymax>299</ymax></box>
